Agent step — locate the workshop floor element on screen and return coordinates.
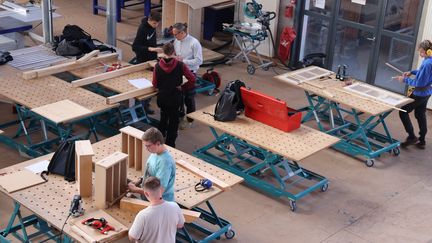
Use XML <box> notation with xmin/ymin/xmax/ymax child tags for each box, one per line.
<box><xmin>1</xmin><ymin>0</ymin><xmax>432</xmax><ymax>242</ymax></box>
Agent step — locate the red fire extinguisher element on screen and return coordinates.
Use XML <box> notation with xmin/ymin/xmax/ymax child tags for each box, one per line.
<box><xmin>278</xmin><ymin>27</ymin><xmax>297</xmax><ymax>62</ymax></box>
<box><xmin>285</xmin><ymin>0</ymin><xmax>296</xmax><ymax>18</ymax></box>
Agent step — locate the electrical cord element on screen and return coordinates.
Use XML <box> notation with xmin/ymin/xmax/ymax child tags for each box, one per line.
<box><xmin>39</xmin><ymin>213</ymin><xmax>71</xmax><ymax>243</ymax></box>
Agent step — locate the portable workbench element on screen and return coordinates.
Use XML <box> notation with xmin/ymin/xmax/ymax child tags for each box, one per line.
<box><xmin>188</xmin><ymin>105</ymin><xmax>339</xmax><ymax>211</ymax></box>
<box><xmin>0</xmin><ymin>65</ymin><xmax>117</xmax><ymax>157</ymax></box>
<box><xmin>0</xmin><ymin>134</ymin><xmax>243</xmax><ymax>242</ymax></box>
<box><xmin>275</xmin><ymin>69</ymin><xmax>413</xmax><ymax>167</ymax></box>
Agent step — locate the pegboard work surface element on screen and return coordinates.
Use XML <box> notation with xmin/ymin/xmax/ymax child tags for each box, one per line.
<box><xmin>188</xmin><ymin>105</ymin><xmax>340</xmax><ymax>161</ymax></box>
<box><xmin>70</xmin><ymin>64</ymin><xmax>154</xmax><ymax>94</ymax></box>
<box><xmin>0</xmin><ymin>65</ymin><xmax>116</xmax><ymax>113</ymax></box>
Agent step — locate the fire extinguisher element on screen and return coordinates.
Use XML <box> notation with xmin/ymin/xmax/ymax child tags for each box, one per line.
<box><xmin>278</xmin><ymin>27</ymin><xmax>297</xmax><ymax>62</ymax></box>
<box><xmin>285</xmin><ymin>0</ymin><xmax>296</xmax><ymax>18</ymax></box>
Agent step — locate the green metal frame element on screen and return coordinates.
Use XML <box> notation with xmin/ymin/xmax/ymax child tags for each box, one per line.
<box><xmin>193</xmin><ymin>128</ymin><xmax>328</xmax><ymax>212</ymax></box>
<box><xmin>0</xmin><ymin>103</ymin><xmax>121</xmax><ymax>157</ymax></box>
<box><xmin>0</xmin><ymin>201</ymin><xmax>70</xmax><ymax>243</ymax></box>
<box><xmin>177</xmin><ymin>201</ymin><xmax>235</xmax><ymax>242</ymax></box>
<box><xmin>195</xmin><ymin>77</ymin><xmax>216</xmax><ymax>96</ymax></box>
<box><xmin>303</xmin><ymin>91</ymin><xmax>400</xmax><ymax>167</ymax></box>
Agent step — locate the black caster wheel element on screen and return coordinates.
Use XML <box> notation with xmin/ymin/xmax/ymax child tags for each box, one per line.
<box><xmin>225</xmin><ymin>229</ymin><xmax>235</xmax><ymax>239</ymax></box>
<box><xmin>263</xmin><ymin>64</ymin><xmax>270</xmax><ymax>71</ymax></box>
<box><xmin>247</xmin><ymin>65</ymin><xmax>255</xmax><ymax>75</ymax></box>
<box><xmin>321</xmin><ymin>183</ymin><xmax>329</xmax><ymax>192</ymax></box>
<box><xmin>365</xmin><ymin>158</ymin><xmax>374</xmax><ymax>167</ymax></box>
<box><xmin>289</xmin><ymin>200</ymin><xmax>297</xmax><ymax>212</ymax></box>
<box><xmin>392</xmin><ymin>147</ymin><xmax>400</xmax><ymax>156</ymax></box>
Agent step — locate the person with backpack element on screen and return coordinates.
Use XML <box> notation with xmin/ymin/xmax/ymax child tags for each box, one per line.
<box><xmin>172</xmin><ymin>22</ymin><xmax>203</xmax><ymax>129</ymax></box>
<box><xmin>151</xmin><ymin>42</ymin><xmax>196</xmax><ymax>147</ymax></box>
<box><xmin>132</xmin><ymin>11</ymin><xmax>163</xmax><ymax>114</ymax></box>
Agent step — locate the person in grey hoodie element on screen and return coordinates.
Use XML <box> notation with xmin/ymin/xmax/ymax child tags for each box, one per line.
<box><xmin>172</xmin><ymin>22</ymin><xmax>203</xmax><ymax>128</ymax></box>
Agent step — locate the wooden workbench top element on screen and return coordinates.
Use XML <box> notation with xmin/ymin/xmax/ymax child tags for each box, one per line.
<box><xmin>188</xmin><ymin>105</ymin><xmax>340</xmax><ymax>162</ymax></box>
<box><xmin>0</xmin><ymin>133</ymin><xmax>242</xmax><ymax>241</ymax></box>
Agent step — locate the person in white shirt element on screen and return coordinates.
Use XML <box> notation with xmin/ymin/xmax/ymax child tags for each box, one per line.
<box><xmin>172</xmin><ymin>22</ymin><xmax>203</xmax><ymax>128</ymax></box>
<box><xmin>128</xmin><ymin>176</ymin><xmax>185</xmax><ymax>243</ymax></box>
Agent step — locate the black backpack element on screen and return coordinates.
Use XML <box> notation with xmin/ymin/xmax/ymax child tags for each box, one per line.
<box><xmin>41</xmin><ymin>140</ymin><xmax>76</xmax><ymax>182</ymax></box>
<box><xmin>213</xmin><ymin>88</ymin><xmax>239</xmax><ymax>122</ymax></box>
<box><xmin>62</xmin><ymin>24</ymin><xmax>91</xmax><ymax>41</ymax></box>
<box><xmin>226</xmin><ymin>80</ymin><xmax>246</xmax><ymax>111</ymax></box>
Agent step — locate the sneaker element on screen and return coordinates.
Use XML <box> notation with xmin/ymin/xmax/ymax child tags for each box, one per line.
<box><xmin>401</xmin><ymin>136</ymin><xmax>418</xmax><ymax>147</ymax></box>
<box><xmin>179</xmin><ymin>118</ymin><xmax>187</xmax><ymax>130</ymax></box>
<box><xmin>416</xmin><ymin>141</ymin><xmax>426</xmax><ymax>150</ymax></box>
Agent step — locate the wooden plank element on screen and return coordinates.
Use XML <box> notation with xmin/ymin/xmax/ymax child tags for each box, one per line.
<box><xmin>128</xmin><ymin>136</ymin><xmax>135</xmax><ymax>168</ymax></box>
<box><xmin>71</xmin><ymin>210</ymin><xmax>128</xmax><ymax>243</ymax></box>
<box><xmin>31</xmin><ymin>99</ymin><xmax>93</xmax><ymax>124</ymax></box>
<box><xmin>162</xmin><ymin>0</ymin><xmax>176</xmax><ymax>29</ymax></box>
<box><xmin>120</xmin><ymin>126</ymin><xmax>144</xmax><ymax>140</ymax></box>
<box><xmin>95</xmin><ymin>164</ymin><xmax>108</xmax><ymax>209</ymax></box>
<box><xmin>120</xmin><ymin>197</ymin><xmax>201</xmax><ymax>223</ymax></box>
<box><xmin>22</xmin><ymin>53</ymin><xmax>119</xmax><ymax>80</ymax></box>
<box><xmin>176</xmin><ymin>159</ymin><xmax>230</xmax><ymax>189</ymax></box>
<box><xmin>106</xmin><ymin>86</ymin><xmax>156</xmax><ymax>104</ymax></box>
<box><xmin>96</xmin><ymin>152</ymin><xmax>129</xmax><ymax>169</ymax></box>
<box><xmin>75</xmin><ymin>140</ymin><xmax>94</xmax><ymax>198</ymax></box>
<box><xmin>0</xmin><ymin>170</ymin><xmax>46</xmax><ymax>193</ymax></box>
<box><xmin>135</xmin><ymin>138</ymin><xmax>143</xmax><ymax>171</ymax></box>
<box><xmin>71</xmin><ymin>62</ymin><xmax>151</xmax><ymax>88</ymax></box>
<box><xmin>76</xmin><ymin>50</ymin><xmax>100</xmax><ymax>64</ymax></box>
<box><xmin>113</xmin><ymin>163</ymin><xmax>120</xmax><ymax>198</ymax></box>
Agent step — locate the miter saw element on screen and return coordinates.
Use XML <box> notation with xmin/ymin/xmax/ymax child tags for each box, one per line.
<box><xmin>224</xmin><ymin>0</ymin><xmax>276</xmax><ymax>74</ymax></box>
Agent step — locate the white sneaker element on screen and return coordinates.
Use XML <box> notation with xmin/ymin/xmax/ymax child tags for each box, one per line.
<box><xmin>179</xmin><ymin>118</ymin><xmax>187</xmax><ymax>130</ymax></box>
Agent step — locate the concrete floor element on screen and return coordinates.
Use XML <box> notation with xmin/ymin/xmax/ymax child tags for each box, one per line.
<box><xmin>1</xmin><ymin>0</ymin><xmax>432</xmax><ymax>242</ymax></box>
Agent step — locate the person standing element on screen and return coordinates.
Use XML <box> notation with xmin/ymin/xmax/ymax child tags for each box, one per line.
<box><xmin>128</xmin><ymin>176</ymin><xmax>185</xmax><ymax>243</ymax></box>
<box><xmin>172</xmin><ymin>22</ymin><xmax>203</xmax><ymax>129</ymax></box>
<box><xmin>152</xmin><ymin>42</ymin><xmax>196</xmax><ymax>147</ymax></box>
<box><xmin>128</xmin><ymin>127</ymin><xmax>176</xmax><ymax>201</ymax></box>
<box><xmin>131</xmin><ymin>11</ymin><xmax>163</xmax><ymax>114</ymax></box>
<box><xmin>394</xmin><ymin>39</ymin><xmax>432</xmax><ymax>149</ymax></box>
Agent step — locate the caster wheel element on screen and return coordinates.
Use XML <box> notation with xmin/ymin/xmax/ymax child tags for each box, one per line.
<box><xmin>225</xmin><ymin>229</ymin><xmax>235</xmax><ymax>239</ymax></box>
<box><xmin>392</xmin><ymin>147</ymin><xmax>400</xmax><ymax>156</ymax></box>
<box><xmin>365</xmin><ymin>158</ymin><xmax>374</xmax><ymax>167</ymax></box>
<box><xmin>321</xmin><ymin>183</ymin><xmax>329</xmax><ymax>192</ymax></box>
<box><xmin>263</xmin><ymin>65</ymin><xmax>270</xmax><ymax>71</ymax></box>
<box><xmin>247</xmin><ymin>65</ymin><xmax>255</xmax><ymax>75</ymax></box>
<box><xmin>289</xmin><ymin>200</ymin><xmax>297</xmax><ymax>212</ymax></box>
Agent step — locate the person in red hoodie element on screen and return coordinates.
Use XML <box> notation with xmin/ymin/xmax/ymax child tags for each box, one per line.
<box><xmin>152</xmin><ymin>43</ymin><xmax>196</xmax><ymax>147</ymax></box>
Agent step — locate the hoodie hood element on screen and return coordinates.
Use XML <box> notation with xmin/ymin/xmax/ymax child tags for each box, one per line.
<box><xmin>158</xmin><ymin>58</ymin><xmax>179</xmax><ymax>73</ymax></box>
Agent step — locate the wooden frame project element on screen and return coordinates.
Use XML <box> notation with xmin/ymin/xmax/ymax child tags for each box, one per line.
<box><xmin>120</xmin><ymin>126</ymin><xmax>150</xmax><ymax>171</ymax></box>
<box><xmin>75</xmin><ymin>140</ymin><xmax>94</xmax><ymax>198</ymax></box>
<box><xmin>95</xmin><ymin>152</ymin><xmax>128</xmax><ymax>209</ymax></box>
<box><xmin>274</xmin><ymin>66</ymin><xmax>333</xmax><ymax>85</ymax></box>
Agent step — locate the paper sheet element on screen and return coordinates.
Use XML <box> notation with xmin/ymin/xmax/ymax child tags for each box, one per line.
<box><xmin>128</xmin><ymin>78</ymin><xmax>152</xmax><ymax>89</ymax></box>
<box><xmin>315</xmin><ymin>0</ymin><xmax>325</xmax><ymax>9</ymax></box>
<box><xmin>352</xmin><ymin>0</ymin><xmax>366</xmax><ymax>5</ymax></box>
<box><xmin>25</xmin><ymin>160</ymin><xmax>49</xmax><ymax>174</ymax></box>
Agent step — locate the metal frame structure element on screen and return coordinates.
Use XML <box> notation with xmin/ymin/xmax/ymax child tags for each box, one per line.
<box><xmin>193</xmin><ymin>128</ymin><xmax>328</xmax><ymax>212</ymax></box>
<box><xmin>302</xmin><ymin>91</ymin><xmax>400</xmax><ymax>167</ymax></box>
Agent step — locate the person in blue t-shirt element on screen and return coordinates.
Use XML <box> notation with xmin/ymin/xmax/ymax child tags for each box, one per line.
<box><xmin>128</xmin><ymin>127</ymin><xmax>176</xmax><ymax>201</ymax></box>
<box><xmin>394</xmin><ymin>40</ymin><xmax>432</xmax><ymax>149</ymax></box>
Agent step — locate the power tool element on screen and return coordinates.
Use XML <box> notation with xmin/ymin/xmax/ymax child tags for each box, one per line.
<box><xmin>69</xmin><ymin>195</ymin><xmax>85</xmax><ymax>217</ymax></box>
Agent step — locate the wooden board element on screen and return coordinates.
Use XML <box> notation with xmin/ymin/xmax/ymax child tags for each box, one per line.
<box><xmin>22</xmin><ymin>53</ymin><xmax>119</xmax><ymax>80</ymax></box>
<box><xmin>75</xmin><ymin>140</ymin><xmax>94</xmax><ymax>198</ymax></box>
<box><xmin>0</xmin><ymin>170</ymin><xmax>46</xmax><ymax>193</ymax></box>
<box><xmin>188</xmin><ymin>105</ymin><xmax>340</xmax><ymax>162</ymax></box>
<box><xmin>176</xmin><ymin>159</ymin><xmax>230</xmax><ymax>189</ymax></box>
<box><xmin>71</xmin><ymin>209</ymin><xmax>128</xmax><ymax>243</ymax></box>
<box><xmin>120</xmin><ymin>197</ymin><xmax>201</xmax><ymax>223</ymax></box>
<box><xmin>106</xmin><ymin>86</ymin><xmax>156</xmax><ymax>104</ymax></box>
<box><xmin>344</xmin><ymin>82</ymin><xmax>412</xmax><ymax>107</ymax></box>
<box><xmin>31</xmin><ymin>99</ymin><xmax>93</xmax><ymax>124</ymax></box>
<box><xmin>0</xmin><ymin>65</ymin><xmax>117</xmax><ymax>114</ymax></box>
<box><xmin>202</xmin><ymin>48</ymin><xmax>224</xmax><ymax>62</ymax></box>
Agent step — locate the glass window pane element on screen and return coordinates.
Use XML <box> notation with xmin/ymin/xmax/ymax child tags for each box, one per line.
<box><xmin>300</xmin><ymin>15</ymin><xmax>329</xmax><ymax>60</ymax></box>
<box><xmin>305</xmin><ymin>0</ymin><xmax>333</xmax><ymax>16</ymax></box>
<box><xmin>383</xmin><ymin>0</ymin><xmax>420</xmax><ymax>36</ymax></box>
<box><xmin>338</xmin><ymin>0</ymin><xmax>379</xmax><ymax>26</ymax></box>
<box><xmin>373</xmin><ymin>35</ymin><xmax>414</xmax><ymax>93</ymax></box>
<box><xmin>331</xmin><ymin>25</ymin><xmax>374</xmax><ymax>81</ymax></box>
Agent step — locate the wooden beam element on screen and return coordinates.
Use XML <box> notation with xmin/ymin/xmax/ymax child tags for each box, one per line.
<box><xmin>120</xmin><ymin>197</ymin><xmax>201</xmax><ymax>223</ymax></box>
<box><xmin>22</xmin><ymin>53</ymin><xmax>119</xmax><ymax>80</ymax></box>
<box><xmin>76</xmin><ymin>50</ymin><xmax>100</xmax><ymax>64</ymax></box>
<box><xmin>71</xmin><ymin>62</ymin><xmax>151</xmax><ymax>88</ymax></box>
<box><xmin>106</xmin><ymin>87</ymin><xmax>156</xmax><ymax>104</ymax></box>
<box><xmin>176</xmin><ymin>160</ymin><xmax>230</xmax><ymax>189</ymax></box>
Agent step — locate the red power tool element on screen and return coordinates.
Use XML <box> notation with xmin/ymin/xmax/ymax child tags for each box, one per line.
<box><xmin>81</xmin><ymin>217</ymin><xmax>115</xmax><ymax>234</ymax></box>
